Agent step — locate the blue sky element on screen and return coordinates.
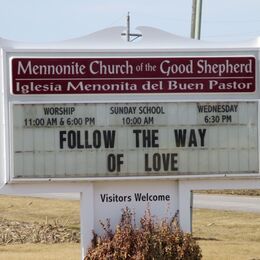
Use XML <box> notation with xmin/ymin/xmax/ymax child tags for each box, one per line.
<box><xmin>0</xmin><ymin>0</ymin><xmax>259</xmax><ymax>42</ymax></box>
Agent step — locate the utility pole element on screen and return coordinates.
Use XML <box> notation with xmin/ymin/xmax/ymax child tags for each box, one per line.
<box><xmin>121</xmin><ymin>12</ymin><xmax>142</xmax><ymax>42</ymax></box>
<box><xmin>191</xmin><ymin>0</ymin><xmax>203</xmax><ymax>40</ymax></box>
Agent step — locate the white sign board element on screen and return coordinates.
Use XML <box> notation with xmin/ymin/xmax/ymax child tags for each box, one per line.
<box><xmin>11</xmin><ymin>101</ymin><xmax>258</xmax><ymax>180</ymax></box>
<box><xmin>94</xmin><ymin>180</ymin><xmax>178</xmax><ymax>234</ymax></box>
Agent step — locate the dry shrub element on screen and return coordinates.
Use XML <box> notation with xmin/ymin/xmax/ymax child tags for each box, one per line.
<box><xmin>85</xmin><ymin>208</ymin><xmax>202</xmax><ymax>260</ymax></box>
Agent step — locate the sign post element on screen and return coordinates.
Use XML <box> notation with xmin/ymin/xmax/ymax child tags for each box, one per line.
<box><xmin>0</xmin><ymin>27</ymin><xmax>260</xmax><ymax>258</ymax></box>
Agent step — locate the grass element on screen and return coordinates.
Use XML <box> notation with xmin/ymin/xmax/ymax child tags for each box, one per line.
<box><xmin>193</xmin><ymin>208</ymin><xmax>260</xmax><ymax>260</ymax></box>
<box><xmin>0</xmin><ymin>195</ymin><xmax>80</xmax><ymax>260</ymax></box>
<box><xmin>0</xmin><ymin>195</ymin><xmax>80</xmax><ymax>229</ymax></box>
<box><xmin>0</xmin><ymin>243</ymin><xmax>80</xmax><ymax>260</ymax></box>
<box><xmin>1</xmin><ymin>195</ymin><xmax>260</xmax><ymax>259</ymax></box>
<box><xmin>196</xmin><ymin>189</ymin><xmax>260</xmax><ymax>196</ymax></box>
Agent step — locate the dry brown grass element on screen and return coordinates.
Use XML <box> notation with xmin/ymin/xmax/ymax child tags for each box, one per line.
<box><xmin>0</xmin><ymin>195</ymin><xmax>80</xmax><ymax>259</ymax></box>
<box><xmin>0</xmin><ymin>195</ymin><xmax>79</xmax><ymax>227</ymax></box>
<box><xmin>0</xmin><ymin>243</ymin><xmax>80</xmax><ymax>260</ymax></box>
<box><xmin>196</xmin><ymin>189</ymin><xmax>260</xmax><ymax>196</ymax></box>
<box><xmin>193</xmin><ymin>208</ymin><xmax>260</xmax><ymax>260</ymax></box>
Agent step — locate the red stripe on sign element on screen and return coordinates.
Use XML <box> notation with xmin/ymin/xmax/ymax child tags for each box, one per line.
<box><xmin>11</xmin><ymin>57</ymin><xmax>256</xmax><ymax>95</ymax></box>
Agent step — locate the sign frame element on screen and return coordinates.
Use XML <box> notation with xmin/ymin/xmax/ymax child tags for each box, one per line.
<box><xmin>3</xmin><ymin>49</ymin><xmax>260</xmax><ymax>183</ymax></box>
